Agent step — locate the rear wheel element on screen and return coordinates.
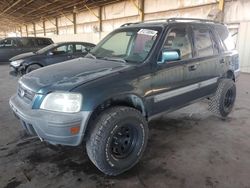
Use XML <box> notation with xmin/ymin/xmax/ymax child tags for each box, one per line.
<box><xmin>86</xmin><ymin>106</ymin><xmax>148</xmax><ymax>176</ymax></box>
<box><xmin>209</xmin><ymin>79</ymin><xmax>236</xmax><ymax>117</ymax></box>
<box><xmin>25</xmin><ymin>64</ymin><xmax>42</xmax><ymax>74</ymax></box>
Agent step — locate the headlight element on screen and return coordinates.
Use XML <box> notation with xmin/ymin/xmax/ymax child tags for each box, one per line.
<box><xmin>40</xmin><ymin>92</ymin><xmax>82</xmax><ymax>113</ymax></box>
<box><xmin>10</xmin><ymin>59</ymin><xmax>24</xmax><ymax>67</ymax></box>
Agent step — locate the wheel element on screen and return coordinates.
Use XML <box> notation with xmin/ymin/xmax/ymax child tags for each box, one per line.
<box><xmin>86</xmin><ymin>106</ymin><xmax>148</xmax><ymax>176</ymax></box>
<box><xmin>209</xmin><ymin>79</ymin><xmax>236</xmax><ymax>117</ymax></box>
<box><xmin>25</xmin><ymin>64</ymin><xmax>42</xmax><ymax>74</ymax></box>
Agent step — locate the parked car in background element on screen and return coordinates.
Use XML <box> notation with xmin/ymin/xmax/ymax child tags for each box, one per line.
<box><xmin>9</xmin><ymin>41</ymin><xmax>95</xmax><ymax>75</ymax></box>
<box><xmin>0</xmin><ymin>37</ymin><xmax>53</xmax><ymax>62</ymax></box>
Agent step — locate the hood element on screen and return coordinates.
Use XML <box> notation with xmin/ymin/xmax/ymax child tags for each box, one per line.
<box><xmin>10</xmin><ymin>52</ymin><xmax>36</xmax><ymax>61</ymax></box>
<box><xmin>19</xmin><ymin>57</ymin><xmax>131</xmax><ymax>94</ymax></box>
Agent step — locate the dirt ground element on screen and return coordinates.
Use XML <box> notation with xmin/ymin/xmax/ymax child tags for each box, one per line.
<box><xmin>0</xmin><ymin>64</ymin><xmax>250</xmax><ymax>188</ymax></box>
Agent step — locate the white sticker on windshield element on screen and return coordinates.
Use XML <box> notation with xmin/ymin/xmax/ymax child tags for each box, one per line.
<box><xmin>138</xmin><ymin>29</ymin><xmax>158</xmax><ymax>36</ymax></box>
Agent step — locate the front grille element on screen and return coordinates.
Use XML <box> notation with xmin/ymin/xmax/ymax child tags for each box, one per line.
<box><xmin>17</xmin><ymin>84</ymin><xmax>36</xmax><ymax>103</ymax></box>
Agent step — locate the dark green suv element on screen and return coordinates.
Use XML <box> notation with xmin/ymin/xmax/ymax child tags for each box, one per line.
<box><xmin>9</xmin><ymin>18</ymin><xmax>239</xmax><ymax>175</ymax></box>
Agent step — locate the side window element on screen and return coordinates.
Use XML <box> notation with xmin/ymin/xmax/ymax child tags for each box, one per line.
<box><xmin>37</xmin><ymin>38</ymin><xmax>52</xmax><ymax>46</ymax></box>
<box><xmin>19</xmin><ymin>38</ymin><xmax>35</xmax><ymax>47</ymax></box>
<box><xmin>52</xmin><ymin>45</ymin><xmax>67</xmax><ymax>55</ymax></box>
<box><xmin>75</xmin><ymin>44</ymin><xmax>86</xmax><ymax>53</ymax></box>
<box><xmin>67</xmin><ymin>44</ymin><xmax>74</xmax><ymax>54</ymax></box>
<box><xmin>52</xmin><ymin>44</ymin><xmax>73</xmax><ymax>55</ymax></box>
<box><xmin>164</xmin><ymin>28</ymin><xmax>192</xmax><ymax>60</ymax></box>
<box><xmin>0</xmin><ymin>39</ymin><xmax>16</xmax><ymax>47</ymax></box>
<box><xmin>193</xmin><ymin>28</ymin><xmax>215</xmax><ymax>57</ymax></box>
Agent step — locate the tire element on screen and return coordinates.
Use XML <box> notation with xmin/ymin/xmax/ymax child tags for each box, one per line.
<box><xmin>86</xmin><ymin>106</ymin><xmax>148</xmax><ymax>176</ymax></box>
<box><xmin>25</xmin><ymin>64</ymin><xmax>42</xmax><ymax>74</ymax></box>
<box><xmin>209</xmin><ymin>79</ymin><xmax>236</xmax><ymax>117</ymax></box>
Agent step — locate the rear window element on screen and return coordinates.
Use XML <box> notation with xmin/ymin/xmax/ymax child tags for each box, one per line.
<box><xmin>223</xmin><ymin>34</ymin><xmax>235</xmax><ymax>51</ymax></box>
<box><xmin>214</xmin><ymin>25</ymin><xmax>235</xmax><ymax>51</ymax></box>
<box><xmin>36</xmin><ymin>38</ymin><xmax>53</xmax><ymax>46</ymax></box>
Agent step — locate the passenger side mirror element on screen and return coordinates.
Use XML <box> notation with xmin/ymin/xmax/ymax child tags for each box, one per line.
<box><xmin>158</xmin><ymin>49</ymin><xmax>180</xmax><ymax>64</ymax></box>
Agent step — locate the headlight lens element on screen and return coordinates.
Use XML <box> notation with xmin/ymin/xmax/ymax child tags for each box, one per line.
<box><xmin>40</xmin><ymin>92</ymin><xmax>82</xmax><ymax>113</ymax></box>
<box><xmin>10</xmin><ymin>59</ymin><xmax>24</xmax><ymax>67</ymax></box>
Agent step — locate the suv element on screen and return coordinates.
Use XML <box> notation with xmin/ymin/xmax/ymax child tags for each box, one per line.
<box><xmin>0</xmin><ymin>37</ymin><xmax>53</xmax><ymax>62</ymax></box>
<box><xmin>9</xmin><ymin>18</ymin><xmax>239</xmax><ymax>175</ymax></box>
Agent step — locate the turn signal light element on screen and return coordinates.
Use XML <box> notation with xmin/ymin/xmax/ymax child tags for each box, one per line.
<box><xmin>70</xmin><ymin>126</ymin><xmax>80</xmax><ymax>135</ymax></box>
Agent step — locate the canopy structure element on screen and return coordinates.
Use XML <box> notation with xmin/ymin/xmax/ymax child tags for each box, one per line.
<box><xmin>0</xmin><ymin>0</ymin><xmax>122</xmax><ymax>31</ymax></box>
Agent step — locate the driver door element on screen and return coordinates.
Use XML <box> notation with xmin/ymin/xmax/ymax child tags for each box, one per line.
<box><xmin>45</xmin><ymin>44</ymin><xmax>74</xmax><ymax>65</ymax></box>
<box><xmin>150</xmin><ymin>25</ymin><xmax>194</xmax><ymax>115</ymax></box>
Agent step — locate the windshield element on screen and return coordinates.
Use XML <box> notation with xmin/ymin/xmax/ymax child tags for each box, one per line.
<box><xmin>90</xmin><ymin>28</ymin><xmax>160</xmax><ymax>63</ymax></box>
<box><xmin>36</xmin><ymin>43</ymin><xmax>58</xmax><ymax>54</ymax></box>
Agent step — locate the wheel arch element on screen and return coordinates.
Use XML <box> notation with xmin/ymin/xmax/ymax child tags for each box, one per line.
<box><xmin>226</xmin><ymin>70</ymin><xmax>235</xmax><ymax>82</ymax></box>
<box><xmin>84</xmin><ymin>93</ymin><xmax>148</xmax><ymax>139</ymax></box>
<box><xmin>24</xmin><ymin>62</ymin><xmax>43</xmax><ymax>69</ymax></box>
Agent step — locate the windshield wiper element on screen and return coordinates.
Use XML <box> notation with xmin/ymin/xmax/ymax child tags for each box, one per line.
<box><xmin>102</xmin><ymin>57</ymin><xmax>127</xmax><ymax>63</ymax></box>
<box><xmin>85</xmin><ymin>52</ymin><xmax>97</xmax><ymax>59</ymax></box>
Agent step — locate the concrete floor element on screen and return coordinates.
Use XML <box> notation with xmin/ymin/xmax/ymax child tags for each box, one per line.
<box><xmin>0</xmin><ymin>64</ymin><xmax>250</xmax><ymax>188</ymax></box>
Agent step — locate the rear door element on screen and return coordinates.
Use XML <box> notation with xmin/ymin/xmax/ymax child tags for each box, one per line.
<box><xmin>19</xmin><ymin>38</ymin><xmax>36</xmax><ymax>53</ymax></box>
<box><xmin>182</xmin><ymin>24</ymin><xmax>220</xmax><ymax>100</ymax></box>
<box><xmin>150</xmin><ymin>25</ymin><xmax>194</xmax><ymax>115</ymax></box>
<box><xmin>45</xmin><ymin>44</ymin><xmax>74</xmax><ymax>65</ymax></box>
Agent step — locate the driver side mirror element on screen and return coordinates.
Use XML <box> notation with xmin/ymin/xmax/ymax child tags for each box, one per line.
<box><xmin>158</xmin><ymin>49</ymin><xmax>180</xmax><ymax>64</ymax></box>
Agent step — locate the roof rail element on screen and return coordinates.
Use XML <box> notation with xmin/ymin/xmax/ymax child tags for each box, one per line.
<box><xmin>120</xmin><ymin>19</ymin><xmax>168</xmax><ymax>27</ymax></box>
<box><xmin>120</xmin><ymin>17</ymin><xmax>222</xmax><ymax>27</ymax></box>
<box><xmin>167</xmin><ymin>17</ymin><xmax>222</xmax><ymax>24</ymax></box>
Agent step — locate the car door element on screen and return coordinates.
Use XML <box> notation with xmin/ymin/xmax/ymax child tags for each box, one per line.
<box><xmin>0</xmin><ymin>38</ymin><xmax>21</xmax><ymax>61</ymax></box>
<box><xmin>150</xmin><ymin>25</ymin><xmax>194</xmax><ymax>115</ymax></box>
<box><xmin>45</xmin><ymin>44</ymin><xmax>74</xmax><ymax>66</ymax></box>
<box><xmin>182</xmin><ymin>25</ymin><xmax>219</xmax><ymax>100</ymax></box>
<box><xmin>71</xmin><ymin>43</ymin><xmax>88</xmax><ymax>59</ymax></box>
<box><xmin>18</xmin><ymin>38</ymin><xmax>37</xmax><ymax>53</ymax></box>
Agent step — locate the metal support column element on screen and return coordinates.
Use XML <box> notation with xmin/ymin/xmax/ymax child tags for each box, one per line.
<box><xmin>33</xmin><ymin>23</ymin><xmax>36</xmax><ymax>37</ymax></box>
<box><xmin>219</xmin><ymin>0</ymin><xmax>225</xmax><ymax>22</ymax></box>
<box><xmin>99</xmin><ymin>6</ymin><xmax>102</xmax><ymax>32</ymax></box>
<box><xmin>55</xmin><ymin>18</ymin><xmax>59</xmax><ymax>35</ymax></box>
<box><xmin>43</xmin><ymin>21</ymin><xmax>46</xmax><ymax>36</ymax></box>
<box><xmin>20</xmin><ymin>27</ymin><xmax>22</xmax><ymax>37</ymax></box>
<box><xmin>131</xmin><ymin>0</ymin><xmax>144</xmax><ymax>21</ymax></box>
<box><xmin>25</xmin><ymin>25</ymin><xmax>28</xmax><ymax>36</ymax></box>
<box><xmin>73</xmin><ymin>13</ymin><xmax>77</xmax><ymax>34</ymax></box>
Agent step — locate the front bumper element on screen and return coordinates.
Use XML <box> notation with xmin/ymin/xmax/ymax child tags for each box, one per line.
<box><xmin>9</xmin><ymin>95</ymin><xmax>92</xmax><ymax>146</ymax></box>
<box><xmin>9</xmin><ymin>65</ymin><xmax>19</xmax><ymax>76</ymax></box>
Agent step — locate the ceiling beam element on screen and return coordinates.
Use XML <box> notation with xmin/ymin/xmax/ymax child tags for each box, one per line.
<box><xmin>0</xmin><ymin>0</ymin><xmax>22</xmax><ymax>16</ymax></box>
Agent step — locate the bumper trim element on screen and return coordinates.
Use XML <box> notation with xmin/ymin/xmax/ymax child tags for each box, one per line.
<box><xmin>10</xmin><ymin>95</ymin><xmax>92</xmax><ymax>146</ymax></box>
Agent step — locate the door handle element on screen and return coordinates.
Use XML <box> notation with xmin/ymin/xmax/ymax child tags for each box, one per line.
<box><xmin>220</xmin><ymin>58</ymin><xmax>225</xmax><ymax>64</ymax></box>
<box><xmin>188</xmin><ymin>64</ymin><xmax>199</xmax><ymax>71</ymax></box>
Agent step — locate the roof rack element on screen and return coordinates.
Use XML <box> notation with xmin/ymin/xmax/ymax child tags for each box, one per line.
<box><xmin>167</xmin><ymin>17</ymin><xmax>222</xmax><ymax>24</ymax></box>
<box><xmin>120</xmin><ymin>17</ymin><xmax>223</xmax><ymax>27</ymax></box>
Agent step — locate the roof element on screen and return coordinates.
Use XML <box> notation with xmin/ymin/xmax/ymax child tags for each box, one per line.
<box><xmin>0</xmin><ymin>0</ymin><xmax>122</xmax><ymax>31</ymax></box>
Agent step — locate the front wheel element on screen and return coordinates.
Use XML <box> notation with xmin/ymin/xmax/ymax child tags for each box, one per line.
<box><xmin>86</xmin><ymin>106</ymin><xmax>148</xmax><ymax>176</ymax></box>
<box><xmin>25</xmin><ymin>64</ymin><xmax>42</xmax><ymax>74</ymax></box>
